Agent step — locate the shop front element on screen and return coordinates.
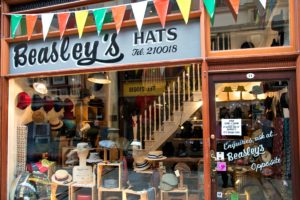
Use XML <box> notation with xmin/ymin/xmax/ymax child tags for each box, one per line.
<box><xmin>1</xmin><ymin>0</ymin><xmax>300</xmax><ymax>200</ymax></box>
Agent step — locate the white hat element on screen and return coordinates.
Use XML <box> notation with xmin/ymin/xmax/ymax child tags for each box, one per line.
<box><xmin>51</xmin><ymin>170</ymin><xmax>72</xmax><ymax>185</ymax></box>
<box><xmin>86</xmin><ymin>152</ymin><xmax>102</xmax><ymax>163</ymax></box>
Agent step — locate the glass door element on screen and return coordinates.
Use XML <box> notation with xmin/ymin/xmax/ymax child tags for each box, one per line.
<box><xmin>209</xmin><ymin>71</ymin><xmax>299</xmax><ymax>200</ymax></box>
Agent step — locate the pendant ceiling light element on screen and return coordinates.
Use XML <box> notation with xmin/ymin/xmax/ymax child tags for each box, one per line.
<box><xmin>87</xmin><ymin>73</ymin><xmax>111</xmax><ymax>84</ymax></box>
<box><xmin>33</xmin><ymin>80</ymin><xmax>48</xmax><ymax>94</ymax></box>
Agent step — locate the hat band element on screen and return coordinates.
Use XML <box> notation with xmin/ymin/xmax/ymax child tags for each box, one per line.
<box><xmin>55</xmin><ymin>175</ymin><xmax>69</xmax><ymax>182</ymax></box>
<box><xmin>51</xmin><ymin>121</ymin><xmax>61</xmax><ymax>127</ymax></box>
<box><xmin>147</xmin><ymin>154</ymin><xmax>163</xmax><ymax>159</ymax></box>
<box><xmin>136</xmin><ymin>161</ymin><xmax>149</xmax><ymax>168</ymax></box>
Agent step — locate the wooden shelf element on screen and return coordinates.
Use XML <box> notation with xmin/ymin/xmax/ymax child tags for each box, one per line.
<box><xmin>164</xmin><ymin>157</ymin><xmax>203</xmax><ymax>163</ymax></box>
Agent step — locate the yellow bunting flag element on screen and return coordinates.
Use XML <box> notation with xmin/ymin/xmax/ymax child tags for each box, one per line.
<box><xmin>75</xmin><ymin>10</ymin><xmax>89</xmax><ymax>38</ymax></box>
<box><xmin>176</xmin><ymin>0</ymin><xmax>192</xmax><ymax>24</ymax></box>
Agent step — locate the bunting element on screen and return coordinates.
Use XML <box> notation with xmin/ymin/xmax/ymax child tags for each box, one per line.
<box><xmin>153</xmin><ymin>0</ymin><xmax>169</xmax><ymax>28</ymax></box>
<box><xmin>226</xmin><ymin>0</ymin><xmax>240</xmax><ymax>21</ymax></box>
<box><xmin>176</xmin><ymin>0</ymin><xmax>192</xmax><ymax>24</ymax></box>
<box><xmin>11</xmin><ymin>14</ymin><xmax>22</xmax><ymax>39</ymax></box>
<box><xmin>57</xmin><ymin>13</ymin><xmax>70</xmax><ymax>39</ymax></box>
<box><xmin>41</xmin><ymin>13</ymin><xmax>54</xmax><ymax>41</ymax></box>
<box><xmin>26</xmin><ymin>15</ymin><xmax>38</xmax><ymax>40</ymax></box>
<box><xmin>203</xmin><ymin>0</ymin><xmax>216</xmax><ymax>20</ymax></box>
<box><xmin>131</xmin><ymin>1</ymin><xmax>148</xmax><ymax>32</ymax></box>
<box><xmin>112</xmin><ymin>5</ymin><xmax>127</xmax><ymax>34</ymax></box>
<box><xmin>75</xmin><ymin>10</ymin><xmax>89</xmax><ymax>38</ymax></box>
<box><xmin>93</xmin><ymin>8</ymin><xmax>107</xmax><ymax>36</ymax></box>
<box><xmin>259</xmin><ymin>0</ymin><xmax>267</xmax><ymax>9</ymax></box>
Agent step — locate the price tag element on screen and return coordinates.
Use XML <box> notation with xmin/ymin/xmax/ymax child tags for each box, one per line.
<box><xmin>175</xmin><ymin>170</ymin><xmax>180</xmax><ymax>177</ymax></box>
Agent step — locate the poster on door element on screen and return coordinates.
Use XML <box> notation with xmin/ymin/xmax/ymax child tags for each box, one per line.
<box><xmin>221</xmin><ymin>119</ymin><xmax>241</xmax><ymax>136</ymax></box>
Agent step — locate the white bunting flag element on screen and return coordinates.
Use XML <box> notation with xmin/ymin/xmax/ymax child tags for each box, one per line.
<box><xmin>259</xmin><ymin>0</ymin><xmax>267</xmax><ymax>9</ymax></box>
<box><xmin>41</xmin><ymin>13</ymin><xmax>54</xmax><ymax>40</ymax></box>
<box><xmin>131</xmin><ymin>1</ymin><xmax>148</xmax><ymax>32</ymax></box>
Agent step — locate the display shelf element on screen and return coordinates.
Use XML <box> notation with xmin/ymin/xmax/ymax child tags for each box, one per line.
<box><xmin>122</xmin><ymin>188</ymin><xmax>149</xmax><ymax>200</ymax></box>
<box><xmin>70</xmin><ymin>182</ymin><xmax>96</xmax><ymax>200</ymax></box>
<box><xmin>160</xmin><ymin>185</ymin><xmax>189</xmax><ymax>200</ymax></box>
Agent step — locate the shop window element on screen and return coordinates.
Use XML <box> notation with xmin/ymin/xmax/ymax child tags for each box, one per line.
<box><xmin>211</xmin><ymin>0</ymin><xmax>290</xmax><ymax>50</ymax></box>
<box><xmin>9</xmin><ymin>64</ymin><xmax>204</xmax><ymax>200</ymax></box>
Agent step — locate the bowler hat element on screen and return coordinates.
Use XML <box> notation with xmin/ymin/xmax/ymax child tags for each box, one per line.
<box><xmin>17</xmin><ymin>92</ymin><xmax>31</xmax><ymax>110</ymax></box>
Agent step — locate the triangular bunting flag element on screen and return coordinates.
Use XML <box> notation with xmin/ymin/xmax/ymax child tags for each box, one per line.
<box><xmin>259</xmin><ymin>0</ymin><xmax>267</xmax><ymax>9</ymax></box>
<box><xmin>93</xmin><ymin>8</ymin><xmax>107</xmax><ymax>36</ymax></box>
<box><xmin>26</xmin><ymin>15</ymin><xmax>38</xmax><ymax>40</ymax></box>
<box><xmin>57</xmin><ymin>13</ymin><xmax>70</xmax><ymax>39</ymax></box>
<box><xmin>131</xmin><ymin>1</ymin><xmax>148</xmax><ymax>32</ymax></box>
<box><xmin>203</xmin><ymin>0</ymin><xmax>216</xmax><ymax>20</ymax></box>
<box><xmin>112</xmin><ymin>5</ymin><xmax>127</xmax><ymax>34</ymax></box>
<box><xmin>176</xmin><ymin>0</ymin><xmax>192</xmax><ymax>24</ymax></box>
<box><xmin>41</xmin><ymin>13</ymin><xmax>54</xmax><ymax>41</ymax></box>
<box><xmin>75</xmin><ymin>10</ymin><xmax>89</xmax><ymax>38</ymax></box>
<box><xmin>226</xmin><ymin>0</ymin><xmax>240</xmax><ymax>21</ymax></box>
<box><xmin>11</xmin><ymin>14</ymin><xmax>22</xmax><ymax>39</ymax></box>
<box><xmin>153</xmin><ymin>0</ymin><xmax>169</xmax><ymax>28</ymax></box>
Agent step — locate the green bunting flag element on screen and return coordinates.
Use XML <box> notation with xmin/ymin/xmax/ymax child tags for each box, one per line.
<box><xmin>203</xmin><ymin>0</ymin><xmax>216</xmax><ymax>20</ymax></box>
<box><xmin>93</xmin><ymin>8</ymin><xmax>107</xmax><ymax>36</ymax></box>
<box><xmin>11</xmin><ymin>14</ymin><xmax>22</xmax><ymax>39</ymax></box>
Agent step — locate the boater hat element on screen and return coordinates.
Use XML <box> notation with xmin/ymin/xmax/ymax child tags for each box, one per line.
<box><xmin>49</xmin><ymin>118</ymin><xmax>64</xmax><ymax>130</ymax></box>
<box><xmin>51</xmin><ymin>169</ymin><xmax>72</xmax><ymax>185</ymax></box>
<box><xmin>133</xmin><ymin>156</ymin><xmax>151</xmax><ymax>171</ymax></box>
<box><xmin>145</xmin><ymin>151</ymin><xmax>166</xmax><ymax>160</ymax></box>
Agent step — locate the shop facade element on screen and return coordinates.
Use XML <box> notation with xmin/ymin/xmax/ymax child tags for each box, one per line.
<box><xmin>0</xmin><ymin>0</ymin><xmax>300</xmax><ymax>200</ymax></box>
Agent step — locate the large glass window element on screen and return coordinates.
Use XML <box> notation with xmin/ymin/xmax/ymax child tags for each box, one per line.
<box><xmin>8</xmin><ymin>64</ymin><xmax>204</xmax><ymax>200</ymax></box>
<box><xmin>211</xmin><ymin>0</ymin><xmax>290</xmax><ymax>50</ymax></box>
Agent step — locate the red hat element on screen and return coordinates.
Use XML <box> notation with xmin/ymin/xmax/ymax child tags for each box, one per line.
<box><xmin>17</xmin><ymin>92</ymin><xmax>31</xmax><ymax>110</ymax></box>
<box><xmin>43</xmin><ymin>96</ymin><xmax>54</xmax><ymax>113</ymax></box>
<box><xmin>64</xmin><ymin>98</ymin><xmax>74</xmax><ymax>112</ymax></box>
<box><xmin>63</xmin><ymin>111</ymin><xmax>76</xmax><ymax>120</ymax></box>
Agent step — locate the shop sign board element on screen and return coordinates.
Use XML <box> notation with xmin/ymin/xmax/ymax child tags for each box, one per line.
<box><xmin>9</xmin><ymin>20</ymin><xmax>201</xmax><ymax>75</ymax></box>
<box><xmin>123</xmin><ymin>81</ymin><xmax>166</xmax><ymax>97</ymax></box>
<box><xmin>221</xmin><ymin>119</ymin><xmax>241</xmax><ymax>136</ymax></box>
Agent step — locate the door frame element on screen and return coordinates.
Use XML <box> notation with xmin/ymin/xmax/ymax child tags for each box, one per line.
<box><xmin>208</xmin><ymin>70</ymin><xmax>300</xmax><ymax>200</ymax></box>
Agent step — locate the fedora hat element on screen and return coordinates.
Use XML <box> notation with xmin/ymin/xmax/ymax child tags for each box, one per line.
<box><xmin>53</xmin><ymin>97</ymin><xmax>64</xmax><ymax>112</ymax></box>
<box><xmin>250</xmin><ymin>85</ymin><xmax>264</xmax><ymax>95</ymax></box>
<box><xmin>32</xmin><ymin>110</ymin><xmax>46</xmax><ymax>123</ymax></box>
<box><xmin>133</xmin><ymin>156</ymin><xmax>151</xmax><ymax>171</ymax></box>
<box><xmin>51</xmin><ymin>169</ymin><xmax>72</xmax><ymax>185</ymax></box>
<box><xmin>49</xmin><ymin>117</ymin><xmax>63</xmax><ymax>130</ymax></box>
<box><xmin>31</xmin><ymin>94</ymin><xmax>44</xmax><ymax>111</ymax></box>
<box><xmin>16</xmin><ymin>92</ymin><xmax>31</xmax><ymax>110</ymax></box>
<box><xmin>43</xmin><ymin>96</ymin><xmax>54</xmax><ymax>113</ymax></box>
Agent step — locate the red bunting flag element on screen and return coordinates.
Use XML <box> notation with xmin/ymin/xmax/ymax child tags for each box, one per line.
<box><xmin>57</xmin><ymin>13</ymin><xmax>70</xmax><ymax>39</ymax></box>
<box><xmin>226</xmin><ymin>0</ymin><xmax>240</xmax><ymax>21</ymax></box>
<box><xmin>154</xmin><ymin>0</ymin><xmax>169</xmax><ymax>28</ymax></box>
<box><xmin>26</xmin><ymin>15</ymin><xmax>38</xmax><ymax>40</ymax></box>
<box><xmin>112</xmin><ymin>5</ymin><xmax>127</xmax><ymax>34</ymax></box>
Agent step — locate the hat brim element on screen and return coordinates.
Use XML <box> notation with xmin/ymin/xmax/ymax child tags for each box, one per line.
<box><xmin>86</xmin><ymin>158</ymin><xmax>103</xmax><ymax>163</ymax></box>
<box><xmin>145</xmin><ymin>156</ymin><xmax>167</xmax><ymax>161</ymax></box>
<box><xmin>51</xmin><ymin>121</ymin><xmax>64</xmax><ymax>130</ymax></box>
<box><xmin>133</xmin><ymin>162</ymin><xmax>151</xmax><ymax>171</ymax></box>
<box><xmin>51</xmin><ymin>174</ymin><xmax>72</xmax><ymax>185</ymax></box>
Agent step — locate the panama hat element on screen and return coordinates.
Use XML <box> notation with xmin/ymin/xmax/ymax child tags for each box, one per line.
<box><xmin>51</xmin><ymin>169</ymin><xmax>72</xmax><ymax>185</ymax></box>
<box><xmin>49</xmin><ymin>117</ymin><xmax>64</xmax><ymax>130</ymax></box>
<box><xmin>16</xmin><ymin>92</ymin><xmax>31</xmax><ymax>110</ymax></box>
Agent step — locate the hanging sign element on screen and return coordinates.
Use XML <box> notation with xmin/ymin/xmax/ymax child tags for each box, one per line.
<box><xmin>9</xmin><ymin>20</ymin><xmax>201</xmax><ymax>75</ymax></box>
<box><xmin>123</xmin><ymin>81</ymin><xmax>166</xmax><ymax>97</ymax></box>
<box><xmin>221</xmin><ymin>119</ymin><xmax>241</xmax><ymax>136</ymax></box>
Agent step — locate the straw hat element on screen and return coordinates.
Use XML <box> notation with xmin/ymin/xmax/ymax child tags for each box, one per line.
<box><xmin>145</xmin><ymin>151</ymin><xmax>166</xmax><ymax>160</ymax></box>
<box><xmin>32</xmin><ymin>110</ymin><xmax>46</xmax><ymax>124</ymax></box>
<box><xmin>49</xmin><ymin>118</ymin><xmax>63</xmax><ymax>130</ymax></box>
<box><xmin>51</xmin><ymin>169</ymin><xmax>72</xmax><ymax>185</ymax></box>
<box><xmin>133</xmin><ymin>156</ymin><xmax>151</xmax><ymax>171</ymax></box>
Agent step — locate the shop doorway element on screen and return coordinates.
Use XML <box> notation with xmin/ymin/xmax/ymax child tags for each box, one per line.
<box><xmin>209</xmin><ymin>71</ymin><xmax>299</xmax><ymax>200</ymax></box>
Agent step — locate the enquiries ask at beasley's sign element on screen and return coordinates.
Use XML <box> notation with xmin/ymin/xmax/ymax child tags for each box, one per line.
<box><xmin>9</xmin><ymin>20</ymin><xmax>201</xmax><ymax>75</ymax></box>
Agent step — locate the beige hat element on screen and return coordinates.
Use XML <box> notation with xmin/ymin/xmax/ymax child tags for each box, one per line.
<box><xmin>32</xmin><ymin>110</ymin><xmax>46</xmax><ymax>123</ymax></box>
<box><xmin>49</xmin><ymin>118</ymin><xmax>63</xmax><ymax>130</ymax></box>
<box><xmin>51</xmin><ymin>169</ymin><xmax>72</xmax><ymax>185</ymax></box>
<box><xmin>134</xmin><ymin>156</ymin><xmax>151</xmax><ymax>171</ymax></box>
<box><xmin>145</xmin><ymin>151</ymin><xmax>166</xmax><ymax>160</ymax></box>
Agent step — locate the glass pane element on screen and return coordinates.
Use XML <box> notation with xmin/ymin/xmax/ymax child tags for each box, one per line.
<box><xmin>9</xmin><ymin>64</ymin><xmax>204</xmax><ymax>200</ymax></box>
<box><xmin>211</xmin><ymin>0</ymin><xmax>290</xmax><ymax>51</ymax></box>
<box><xmin>214</xmin><ymin>81</ymin><xmax>292</xmax><ymax>199</ymax></box>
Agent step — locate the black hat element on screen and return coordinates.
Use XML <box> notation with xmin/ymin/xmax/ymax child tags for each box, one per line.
<box><xmin>79</xmin><ymin>88</ymin><xmax>91</xmax><ymax>99</ymax></box>
<box><xmin>280</xmin><ymin>93</ymin><xmax>289</xmax><ymax>108</ymax></box>
<box><xmin>54</xmin><ymin>97</ymin><xmax>64</xmax><ymax>112</ymax></box>
<box><xmin>31</xmin><ymin>94</ymin><xmax>44</xmax><ymax>111</ymax></box>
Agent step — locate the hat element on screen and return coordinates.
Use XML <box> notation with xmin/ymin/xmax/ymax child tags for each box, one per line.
<box><xmin>32</xmin><ymin>110</ymin><xmax>46</xmax><ymax>123</ymax></box>
<box><xmin>16</xmin><ymin>92</ymin><xmax>31</xmax><ymax>110</ymax></box>
<box><xmin>75</xmin><ymin>142</ymin><xmax>91</xmax><ymax>152</ymax></box>
<box><xmin>49</xmin><ymin>118</ymin><xmax>64</xmax><ymax>130</ymax></box>
<box><xmin>51</xmin><ymin>169</ymin><xmax>72</xmax><ymax>185</ymax></box>
<box><xmin>31</xmin><ymin>94</ymin><xmax>44</xmax><ymax>111</ymax></box>
<box><xmin>261</xmin><ymin>150</ymin><xmax>272</xmax><ymax>162</ymax></box>
<box><xmin>63</xmin><ymin>119</ymin><xmax>76</xmax><ymax>129</ymax></box>
<box><xmin>43</xmin><ymin>96</ymin><xmax>54</xmax><ymax>113</ymax></box>
<box><xmin>145</xmin><ymin>151</ymin><xmax>166</xmax><ymax>160</ymax></box>
<box><xmin>99</xmin><ymin>140</ymin><xmax>117</xmax><ymax>149</ymax></box>
<box><xmin>80</xmin><ymin>88</ymin><xmax>91</xmax><ymax>99</ymax></box>
<box><xmin>64</xmin><ymin>98</ymin><xmax>74</xmax><ymax>112</ymax></box>
<box><xmin>250</xmin><ymin>85</ymin><xmax>264</xmax><ymax>95</ymax></box>
<box><xmin>159</xmin><ymin>173</ymin><xmax>178</xmax><ymax>191</ymax></box>
<box><xmin>133</xmin><ymin>156</ymin><xmax>151</xmax><ymax>171</ymax></box>
<box><xmin>63</xmin><ymin>111</ymin><xmax>75</xmax><ymax>120</ymax></box>
<box><xmin>54</xmin><ymin>97</ymin><xmax>64</xmax><ymax>112</ymax></box>
<box><xmin>87</xmin><ymin>152</ymin><xmax>102</xmax><ymax>163</ymax></box>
